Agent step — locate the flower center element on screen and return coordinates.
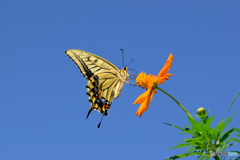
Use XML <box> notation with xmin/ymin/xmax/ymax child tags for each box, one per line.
<box><xmin>136</xmin><ymin>72</ymin><xmax>148</xmax><ymax>89</ymax></box>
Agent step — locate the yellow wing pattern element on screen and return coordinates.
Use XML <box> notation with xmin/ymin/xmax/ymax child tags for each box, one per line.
<box><xmin>65</xmin><ymin>49</ymin><xmax>128</xmax><ymax>127</ymax></box>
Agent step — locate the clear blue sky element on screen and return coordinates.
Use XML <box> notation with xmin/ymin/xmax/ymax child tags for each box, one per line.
<box><xmin>1</xmin><ymin>1</ymin><xmax>240</xmax><ymax>160</ymax></box>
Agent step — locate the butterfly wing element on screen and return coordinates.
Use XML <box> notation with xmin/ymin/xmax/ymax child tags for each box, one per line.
<box><xmin>65</xmin><ymin>49</ymin><xmax>125</xmax><ymax>118</ymax></box>
<box><xmin>65</xmin><ymin>49</ymin><xmax>120</xmax><ymax>80</ymax></box>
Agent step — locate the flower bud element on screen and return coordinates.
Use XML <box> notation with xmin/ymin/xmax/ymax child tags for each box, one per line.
<box><xmin>185</xmin><ymin>127</ymin><xmax>190</xmax><ymax>131</ymax></box>
<box><xmin>197</xmin><ymin>107</ymin><xmax>206</xmax><ymax>118</ymax></box>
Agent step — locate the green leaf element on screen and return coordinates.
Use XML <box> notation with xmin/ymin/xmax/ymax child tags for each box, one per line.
<box><xmin>165</xmin><ymin>155</ymin><xmax>181</xmax><ymax>160</ymax></box>
<box><xmin>215</xmin><ymin>119</ymin><xmax>228</xmax><ymax>139</ymax></box>
<box><xmin>186</xmin><ymin>148</ymin><xmax>200</xmax><ymax>155</ymax></box>
<box><xmin>198</xmin><ymin>155</ymin><xmax>207</xmax><ymax>160</ymax></box>
<box><xmin>215</xmin><ymin>108</ymin><xmax>240</xmax><ymax>144</ymax></box>
<box><xmin>214</xmin><ymin>132</ymin><xmax>221</xmax><ymax>147</ymax></box>
<box><xmin>235</xmin><ymin>157</ymin><xmax>240</xmax><ymax>160</ymax></box>
<box><xmin>163</xmin><ymin>122</ymin><xmax>185</xmax><ymax>132</ymax></box>
<box><xmin>205</xmin><ymin>157</ymin><xmax>210</xmax><ymax>160</ymax></box>
<box><xmin>215</xmin><ymin>119</ymin><xmax>226</xmax><ymax>131</ymax></box>
<box><xmin>167</xmin><ymin>142</ymin><xmax>190</xmax><ymax>150</ymax></box>
<box><xmin>232</xmin><ymin>138</ymin><xmax>240</xmax><ymax>143</ymax></box>
<box><xmin>205</xmin><ymin>115</ymin><xmax>215</xmax><ymax>127</ymax></box>
<box><xmin>234</xmin><ymin>128</ymin><xmax>240</xmax><ymax>133</ymax></box>
<box><xmin>225</xmin><ymin>108</ymin><xmax>240</xmax><ymax>127</ymax></box>
<box><xmin>220</xmin><ymin>129</ymin><xmax>235</xmax><ymax>143</ymax></box>
<box><xmin>165</xmin><ymin>151</ymin><xmax>203</xmax><ymax>160</ymax></box>
<box><xmin>188</xmin><ymin>116</ymin><xmax>198</xmax><ymax>126</ymax></box>
<box><xmin>218</xmin><ymin>143</ymin><xmax>236</xmax><ymax>152</ymax></box>
<box><xmin>163</xmin><ymin>122</ymin><xmax>196</xmax><ymax>136</ymax></box>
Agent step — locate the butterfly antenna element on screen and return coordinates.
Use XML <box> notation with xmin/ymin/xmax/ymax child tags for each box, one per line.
<box><xmin>120</xmin><ymin>49</ymin><xmax>125</xmax><ymax>67</ymax></box>
<box><xmin>125</xmin><ymin>59</ymin><xmax>133</xmax><ymax>67</ymax></box>
<box><xmin>97</xmin><ymin>112</ymin><xmax>105</xmax><ymax>128</ymax></box>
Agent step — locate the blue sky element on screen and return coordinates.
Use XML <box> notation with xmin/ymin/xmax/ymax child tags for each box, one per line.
<box><xmin>1</xmin><ymin>1</ymin><xmax>240</xmax><ymax>160</ymax></box>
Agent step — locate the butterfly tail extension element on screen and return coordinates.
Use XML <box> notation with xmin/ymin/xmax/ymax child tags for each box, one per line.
<box><xmin>97</xmin><ymin>111</ymin><xmax>106</xmax><ymax>128</ymax></box>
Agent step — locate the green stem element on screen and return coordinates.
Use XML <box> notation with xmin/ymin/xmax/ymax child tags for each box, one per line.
<box><xmin>156</xmin><ymin>87</ymin><xmax>194</xmax><ymax>120</ymax></box>
<box><xmin>208</xmin><ymin>138</ymin><xmax>215</xmax><ymax>152</ymax></box>
<box><xmin>228</xmin><ymin>90</ymin><xmax>240</xmax><ymax>111</ymax></box>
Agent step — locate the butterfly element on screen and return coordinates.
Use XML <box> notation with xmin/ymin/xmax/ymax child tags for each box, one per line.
<box><xmin>65</xmin><ymin>49</ymin><xmax>135</xmax><ymax>127</ymax></box>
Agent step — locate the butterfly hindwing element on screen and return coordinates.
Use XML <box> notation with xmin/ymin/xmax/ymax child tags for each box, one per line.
<box><xmin>86</xmin><ymin>72</ymin><xmax>120</xmax><ymax>117</ymax></box>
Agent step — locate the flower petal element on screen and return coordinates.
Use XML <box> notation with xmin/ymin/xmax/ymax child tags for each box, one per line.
<box><xmin>153</xmin><ymin>89</ymin><xmax>158</xmax><ymax>94</ymax></box>
<box><xmin>133</xmin><ymin>89</ymin><xmax>150</xmax><ymax>104</ymax></box>
<box><xmin>146</xmin><ymin>74</ymin><xmax>157</xmax><ymax>89</ymax></box>
<box><xmin>157</xmin><ymin>53</ymin><xmax>174</xmax><ymax>79</ymax></box>
<box><xmin>166</xmin><ymin>73</ymin><xmax>174</xmax><ymax>77</ymax></box>
<box><xmin>156</xmin><ymin>77</ymin><xmax>165</xmax><ymax>85</ymax></box>
<box><xmin>135</xmin><ymin>90</ymin><xmax>153</xmax><ymax>118</ymax></box>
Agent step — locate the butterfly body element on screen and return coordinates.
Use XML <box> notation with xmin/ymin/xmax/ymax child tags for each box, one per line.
<box><xmin>65</xmin><ymin>49</ymin><xmax>128</xmax><ymax>118</ymax></box>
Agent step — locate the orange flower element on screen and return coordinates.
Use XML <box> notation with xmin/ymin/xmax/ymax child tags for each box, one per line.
<box><xmin>133</xmin><ymin>53</ymin><xmax>174</xmax><ymax>118</ymax></box>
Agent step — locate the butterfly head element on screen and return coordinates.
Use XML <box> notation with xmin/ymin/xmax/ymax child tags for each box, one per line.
<box><xmin>120</xmin><ymin>67</ymin><xmax>129</xmax><ymax>79</ymax></box>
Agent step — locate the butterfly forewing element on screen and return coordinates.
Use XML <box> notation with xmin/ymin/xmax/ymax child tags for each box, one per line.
<box><xmin>66</xmin><ymin>49</ymin><xmax>120</xmax><ymax>80</ymax></box>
